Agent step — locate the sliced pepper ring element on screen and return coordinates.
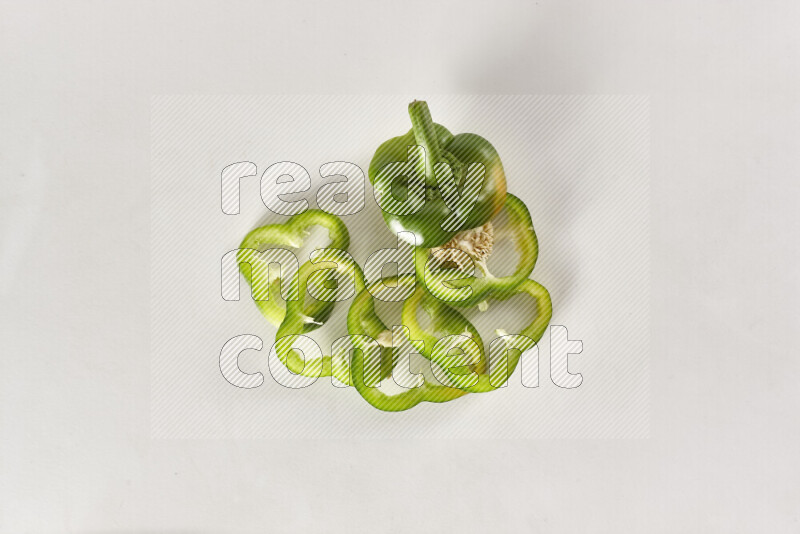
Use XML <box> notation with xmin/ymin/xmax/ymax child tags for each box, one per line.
<box><xmin>274</xmin><ymin>248</ymin><xmax>366</xmax><ymax>385</ymax></box>
<box><xmin>402</xmin><ymin>278</ymin><xmax>552</xmax><ymax>393</ymax></box>
<box><xmin>414</xmin><ymin>194</ymin><xmax>539</xmax><ymax>308</ymax></box>
<box><xmin>346</xmin><ymin>274</ymin><xmax>470</xmax><ymax>412</ymax></box>
<box><xmin>238</xmin><ymin>210</ymin><xmax>349</xmax><ymax>328</ymax></box>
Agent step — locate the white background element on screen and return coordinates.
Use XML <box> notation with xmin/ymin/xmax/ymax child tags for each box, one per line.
<box><xmin>1</xmin><ymin>0</ymin><xmax>798</xmax><ymax>531</ymax></box>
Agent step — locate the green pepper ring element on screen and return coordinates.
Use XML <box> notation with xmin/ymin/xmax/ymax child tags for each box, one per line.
<box><xmin>414</xmin><ymin>193</ymin><xmax>539</xmax><ymax>308</ymax></box>
<box><xmin>345</xmin><ymin>273</ymin><xmax>551</xmax><ymax>411</ymax></box>
<box><xmin>402</xmin><ymin>278</ymin><xmax>553</xmax><ymax>393</ymax></box>
<box><xmin>274</xmin><ymin>248</ymin><xmax>378</xmax><ymax>387</ymax></box>
<box><xmin>346</xmin><ymin>274</ymin><xmax>470</xmax><ymax>412</ymax></box>
<box><xmin>238</xmin><ymin>210</ymin><xmax>349</xmax><ymax>329</ymax></box>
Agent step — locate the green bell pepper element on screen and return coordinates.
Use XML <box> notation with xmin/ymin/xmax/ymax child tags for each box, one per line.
<box><xmin>238</xmin><ymin>210</ymin><xmax>349</xmax><ymax>329</ymax></box>
<box><xmin>368</xmin><ymin>100</ymin><xmax>507</xmax><ymax>248</ymax></box>
<box><xmin>235</xmin><ymin>101</ymin><xmax>554</xmax><ymax>413</ymax></box>
<box><xmin>402</xmin><ymin>278</ymin><xmax>553</xmax><ymax>393</ymax></box>
<box><xmin>346</xmin><ymin>273</ymin><xmax>552</xmax><ymax>410</ymax></box>
<box><xmin>273</xmin><ymin>248</ymin><xmax>369</xmax><ymax>385</ymax></box>
<box><xmin>346</xmin><ymin>274</ymin><xmax>471</xmax><ymax>411</ymax></box>
<box><xmin>415</xmin><ymin>194</ymin><xmax>539</xmax><ymax>308</ymax></box>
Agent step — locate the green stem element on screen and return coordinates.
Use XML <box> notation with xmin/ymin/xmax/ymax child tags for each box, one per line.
<box><xmin>408</xmin><ymin>100</ymin><xmax>443</xmax><ymax>184</ymax></box>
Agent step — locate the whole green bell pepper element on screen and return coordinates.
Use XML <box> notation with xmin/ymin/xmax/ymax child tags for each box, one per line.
<box><xmin>368</xmin><ymin>100</ymin><xmax>507</xmax><ymax>248</ymax></box>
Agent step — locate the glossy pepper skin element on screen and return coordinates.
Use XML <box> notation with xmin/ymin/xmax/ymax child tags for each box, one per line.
<box><xmin>368</xmin><ymin>101</ymin><xmax>507</xmax><ymax>248</ymax></box>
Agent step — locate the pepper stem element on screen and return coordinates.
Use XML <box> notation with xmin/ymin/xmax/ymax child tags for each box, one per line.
<box><xmin>408</xmin><ymin>100</ymin><xmax>443</xmax><ymax>185</ymax></box>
